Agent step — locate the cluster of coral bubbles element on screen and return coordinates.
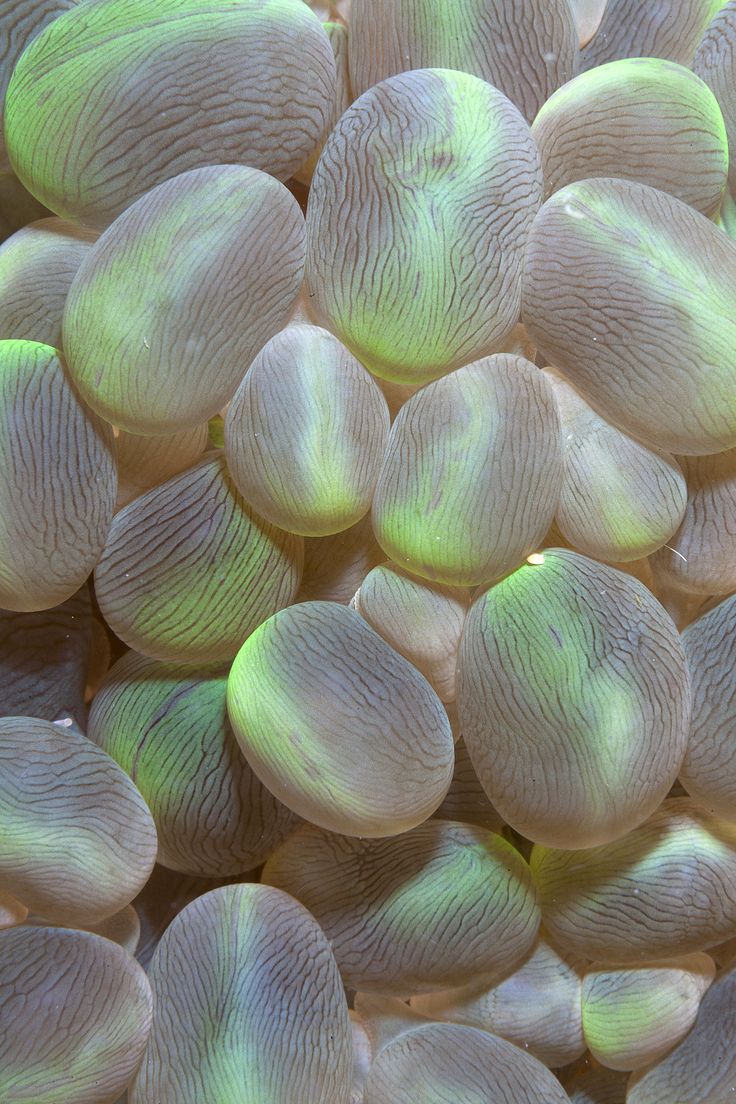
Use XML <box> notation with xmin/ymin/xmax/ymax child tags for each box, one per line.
<box><xmin>1</xmin><ymin>0</ymin><xmax>736</xmax><ymax>1100</ymax></box>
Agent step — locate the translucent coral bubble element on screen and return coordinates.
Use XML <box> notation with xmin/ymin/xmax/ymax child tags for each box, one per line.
<box><xmin>263</xmin><ymin>818</ymin><xmax>539</xmax><ymax>994</ymax></box>
<box><xmin>225</xmin><ymin>324</ymin><xmax>389</xmax><ymax>537</ymax></box>
<box><xmin>94</xmin><ymin>454</ymin><xmax>303</xmax><ymax>663</ymax></box>
<box><xmin>115</xmin><ymin>424</ymin><xmax>209</xmax><ymax>510</ymax></box>
<box><xmin>533</xmin><ymin>58</ymin><xmax>728</xmax><ymax>216</ymax></box>
<box><xmin>0</xmin><ymin>925</ymin><xmax>153</xmax><ymax>1104</ymax></box>
<box><xmin>627</xmin><ymin>961</ymin><xmax>736</xmax><ymax>1103</ymax></box>
<box><xmin>694</xmin><ymin>0</ymin><xmax>736</xmax><ymax>195</ymax></box>
<box><xmin>130</xmin><ymin>883</ymin><xmax>352</xmax><ymax>1104</ymax></box>
<box><xmin>352</xmin><ymin>562</ymin><xmax>471</xmax><ymax>701</ymax></box>
<box><xmin>349</xmin><ymin>0</ymin><xmax>579</xmax><ymax>121</ymax></box>
<box><xmin>0</xmin><ymin>216</ymin><xmax>97</xmax><ymax>345</ymax></box>
<box><xmin>363</xmin><ymin>1022</ymin><xmax>571</xmax><ymax>1104</ymax></box>
<box><xmin>546</xmin><ymin>370</ymin><xmax>687</xmax><ymax>562</ymax></box>
<box><xmin>63</xmin><ymin>165</ymin><xmax>305</xmax><ymax>434</ymax></box>
<box><xmin>522</xmin><ymin>178</ymin><xmax>736</xmax><ymax>454</ymax></box>
<box><xmin>459</xmin><ymin>550</ymin><xmax>691</xmax><ymax>848</ymax></box>
<box><xmin>679</xmin><ymin>593</ymin><xmax>736</xmax><ymax>820</ymax></box>
<box><xmin>0</xmin><ymin>716</ymin><xmax>157</xmax><ymax>926</ymax></box>
<box><xmin>532</xmin><ymin>797</ymin><xmax>736</xmax><ymax>962</ymax></box>
<box><xmin>89</xmin><ymin>650</ymin><xmax>299</xmax><ymax>877</ymax></box>
<box><xmin>371</xmin><ymin>355</ymin><xmax>562</xmax><ymax>586</ymax></box>
<box><xmin>650</xmin><ymin>448</ymin><xmax>736</xmax><ymax>596</ymax></box>
<box><xmin>581</xmin><ymin>0</ymin><xmax>722</xmax><ymax>69</ymax></box>
<box><xmin>412</xmin><ymin>935</ymin><xmax>585</xmax><ymax>1069</ymax></box>
<box><xmin>227</xmin><ymin>601</ymin><xmax>453</xmax><ymax>836</ymax></box>
<box><xmin>306</xmin><ymin>68</ymin><xmax>542</xmax><ymax>386</ymax></box>
<box><xmin>0</xmin><ymin>584</ymin><xmax>91</xmax><ymax>726</ymax></box>
<box><xmin>0</xmin><ymin>340</ymin><xmax>116</xmax><ymax>612</ymax></box>
<box><xmin>5</xmin><ymin>0</ymin><xmax>337</xmax><ymax>226</ymax></box>
<box><xmin>581</xmin><ymin>953</ymin><xmax>714</xmax><ymax>1071</ymax></box>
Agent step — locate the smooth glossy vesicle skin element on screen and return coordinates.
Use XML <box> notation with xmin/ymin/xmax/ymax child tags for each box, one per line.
<box><xmin>262</xmin><ymin>819</ymin><xmax>540</xmax><ymax>994</ymax></box>
<box><xmin>532</xmin><ymin>58</ymin><xmax>728</xmax><ymax>216</ymax></box>
<box><xmin>63</xmin><ymin>165</ymin><xmax>305</xmax><ymax>434</ymax></box>
<box><xmin>0</xmin><ymin>340</ymin><xmax>116</xmax><ymax>612</ymax></box>
<box><xmin>547</xmin><ymin>371</ymin><xmax>687</xmax><ymax>562</ymax></box>
<box><xmin>694</xmin><ymin>1</ymin><xmax>736</xmax><ymax>194</ymax></box>
<box><xmin>0</xmin><ymin>926</ymin><xmax>152</xmax><ymax>1104</ymax></box>
<box><xmin>459</xmin><ymin>550</ymin><xmax>690</xmax><ymax>848</ymax></box>
<box><xmin>227</xmin><ymin>601</ymin><xmax>454</xmax><ymax>837</ymax></box>
<box><xmin>89</xmin><ymin>651</ymin><xmax>299</xmax><ymax>877</ymax></box>
<box><xmin>0</xmin><ymin>217</ymin><xmax>96</xmax><ymax>345</ymax></box>
<box><xmin>5</xmin><ymin>0</ymin><xmax>336</xmax><ymax>226</ymax></box>
<box><xmin>0</xmin><ymin>585</ymin><xmax>91</xmax><ymax>725</ymax></box>
<box><xmin>372</xmin><ymin>356</ymin><xmax>562</xmax><ymax>586</ymax></box>
<box><xmin>363</xmin><ymin>1022</ymin><xmax>571</xmax><ymax>1104</ymax></box>
<box><xmin>349</xmin><ymin>0</ymin><xmax>578</xmax><ymax>121</ymax></box>
<box><xmin>94</xmin><ymin>454</ymin><xmax>303</xmax><ymax>663</ymax></box>
<box><xmin>532</xmin><ymin>798</ymin><xmax>736</xmax><ymax>963</ymax></box>
<box><xmin>411</xmin><ymin>935</ymin><xmax>585</xmax><ymax>1068</ymax></box>
<box><xmin>130</xmin><ymin>884</ymin><xmax>352</xmax><ymax>1104</ymax></box>
<box><xmin>649</xmin><ymin>449</ymin><xmax>736</xmax><ymax>596</ymax></box>
<box><xmin>306</xmin><ymin>68</ymin><xmax>542</xmax><ymax>386</ymax></box>
<box><xmin>295</xmin><ymin>20</ymin><xmax>352</xmax><ymax>186</ymax></box>
<box><xmin>627</xmin><ymin>962</ymin><xmax>736</xmax><ymax>1103</ymax></box>
<box><xmin>0</xmin><ymin>717</ymin><xmax>157</xmax><ymax>927</ymax></box>
<box><xmin>679</xmin><ymin>594</ymin><xmax>736</xmax><ymax>820</ymax></box>
<box><xmin>523</xmin><ymin>178</ymin><xmax>736</xmax><ymax>455</ymax></box>
<box><xmin>225</xmin><ymin>324</ymin><xmax>389</xmax><ymax>536</ymax></box>
<box><xmin>581</xmin><ymin>953</ymin><xmax>714</xmax><ymax>1071</ymax></box>
<box><xmin>0</xmin><ymin>0</ymin><xmax>78</xmax><ymax>173</ymax></box>
<box><xmin>581</xmin><ymin>0</ymin><xmax>723</xmax><ymax>69</ymax></box>
<box><xmin>352</xmin><ymin>562</ymin><xmax>471</xmax><ymax>701</ymax></box>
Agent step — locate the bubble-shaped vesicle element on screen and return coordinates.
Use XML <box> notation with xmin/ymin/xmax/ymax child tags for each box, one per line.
<box><xmin>626</xmin><ymin>962</ymin><xmax>736</xmax><ymax>1103</ymax></box>
<box><xmin>89</xmin><ymin>650</ymin><xmax>299</xmax><ymax>877</ymax></box>
<box><xmin>372</xmin><ymin>356</ymin><xmax>562</xmax><ymax>585</ymax></box>
<box><xmin>115</xmin><ymin>423</ymin><xmax>209</xmax><ymax>509</ymax></box>
<box><xmin>546</xmin><ymin>371</ymin><xmax>687</xmax><ymax>562</ymax></box>
<box><xmin>363</xmin><ymin>1022</ymin><xmax>571</xmax><ymax>1104</ymax></box>
<box><xmin>297</xmin><ymin>512</ymin><xmax>385</xmax><ymax>604</ymax></box>
<box><xmin>262</xmin><ymin>819</ymin><xmax>540</xmax><ymax>994</ymax></box>
<box><xmin>679</xmin><ymin>594</ymin><xmax>736</xmax><ymax>820</ymax></box>
<box><xmin>0</xmin><ymin>716</ymin><xmax>157</xmax><ymax>927</ymax></box>
<box><xmin>352</xmin><ymin>562</ymin><xmax>471</xmax><ymax>701</ymax></box>
<box><xmin>432</xmin><ymin>738</ymin><xmax>504</xmax><ymax>831</ymax></box>
<box><xmin>0</xmin><ymin>926</ymin><xmax>153</xmax><ymax>1104</ymax></box>
<box><xmin>62</xmin><ymin>165</ymin><xmax>305</xmax><ymax>434</ymax></box>
<box><xmin>227</xmin><ymin>601</ymin><xmax>454</xmax><ymax>837</ymax></box>
<box><xmin>94</xmin><ymin>454</ymin><xmax>303</xmax><ymax>663</ymax></box>
<box><xmin>349</xmin><ymin>0</ymin><xmax>579</xmax><ymax>121</ymax></box>
<box><xmin>522</xmin><ymin>177</ymin><xmax>736</xmax><ymax>454</ymax></box>
<box><xmin>532</xmin><ymin>798</ymin><xmax>736</xmax><ymax>962</ymax></box>
<box><xmin>411</xmin><ymin>935</ymin><xmax>585</xmax><ymax>1069</ymax></box>
<box><xmin>581</xmin><ymin>0</ymin><xmax>722</xmax><ymax>69</ymax></box>
<box><xmin>459</xmin><ymin>550</ymin><xmax>690</xmax><ymax>848</ymax></box>
<box><xmin>0</xmin><ymin>340</ymin><xmax>116</xmax><ymax>612</ymax></box>
<box><xmin>532</xmin><ymin>58</ymin><xmax>728</xmax><ymax>216</ymax></box>
<box><xmin>225</xmin><ymin>324</ymin><xmax>389</xmax><ymax>536</ymax></box>
<box><xmin>0</xmin><ymin>0</ymin><xmax>78</xmax><ymax>173</ymax></box>
<box><xmin>694</xmin><ymin>1</ymin><xmax>736</xmax><ymax>194</ymax></box>
<box><xmin>581</xmin><ymin>953</ymin><xmax>714</xmax><ymax>1071</ymax></box>
<box><xmin>0</xmin><ymin>585</ymin><xmax>91</xmax><ymax>725</ymax></box>
<box><xmin>130</xmin><ymin>883</ymin><xmax>352</xmax><ymax>1104</ymax></box>
<box><xmin>306</xmin><ymin>69</ymin><xmax>542</xmax><ymax>385</ymax></box>
<box><xmin>0</xmin><ymin>217</ymin><xmax>97</xmax><ymax>346</ymax></box>
<box><xmin>649</xmin><ymin>448</ymin><xmax>736</xmax><ymax>596</ymax></box>
<box><xmin>5</xmin><ymin>0</ymin><xmax>336</xmax><ymax>226</ymax></box>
